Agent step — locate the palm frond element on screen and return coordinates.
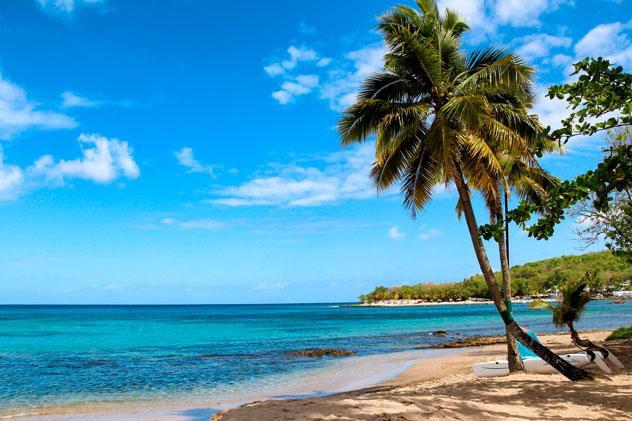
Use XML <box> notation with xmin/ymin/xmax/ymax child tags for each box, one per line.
<box><xmin>339</xmin><ymin>99</ymin><xmax>430</xmax><ymax>145</ymax></box>
<box><xmin>371</xmin><ymin>127</ymin><xmax>422</xmax><ymax>190</ymax></box>
<box><xmin>442</xmin><ymin>9</ymin><xmax>469</xmax><ymax>36</ymax></box>
<box><xmin>442</xmin><ymin>94</ymin><xmax>489</xmax><ymax>130</ymax></box>
<box><xmin>465</xmin><ymin>48</ymin><xmax>508</xmax><ymax>73</ymax></box>
<box><xmin>384</xmin><ymin>26</ymin><xmax>443</xmax><ymax>87</ymax></box>
<box><xmin>399</xmin><ymin>143</ymin><xmax>441</xmax><ymax>217</ymax></box>
<box><xmin>357</xmin><ymin>72</ymin><xmax>420</xmax><ymax>102</ymax></box>
<box><xmin>459</xmin><ymin>54</ymin><xmax>533</xmax><ymax>97</ymax></box>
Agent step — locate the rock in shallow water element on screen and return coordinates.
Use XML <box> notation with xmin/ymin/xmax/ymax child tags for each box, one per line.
<box><xmin>285</xmin><ymin>348</ymin><xmax>356</xmax><ymax>357</ymax></box>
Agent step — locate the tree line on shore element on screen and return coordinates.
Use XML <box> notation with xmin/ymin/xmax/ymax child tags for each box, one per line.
<box><xmin>359</xmin><ymin>251</ymin><xmax>631</xmax><ymax>303</ymax></box>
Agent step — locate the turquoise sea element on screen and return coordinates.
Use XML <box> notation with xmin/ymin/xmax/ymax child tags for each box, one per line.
<box><xmin>1</xmin><ymin>301</ymin><xmax>631</xmax><ymax>418</ymax></box>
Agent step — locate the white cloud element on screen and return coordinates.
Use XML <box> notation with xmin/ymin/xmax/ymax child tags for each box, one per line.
<box><xmin>298</xmin><ymin>22</ymin><xmax>316</xmax><ymax>35</ymax></box>
<box><xmin>264</xmin><ymin>63</ymin><xmax>285</xmax><ymax>77</ymax></box>
<box><xmin>61</xmin><ymin>91</ymin><xmax>135</xmax><ymax>109</ymax></box>
<box><xmin>255</xmin><ymin>282</ymin><xmax>291</xmax><ymax>291</ymax></box>
<box><xmin>261</xmin><ymin>1</ymin><xmax>577</xmax><ymax>109</ymax></box>
<box><xmin>272</xmin><ymin>74</ymin><xmax>319</xmax><ymax>104</ymax></box>
<box><xmin>263</xmin><ymin>41</ymin><xmax>384</xmax><ymax>108</ymax></box>
<box><xmin>174</xmin><ymin>147</ymin><xmax>216</xmax><ymax>177</ymax></box>
<box><xmin>494</xmin><ymin>0</ymin><xmax>549</xmax><ymax>27</ymax></box>
<box><xmin>531</xmin><ymin>84</ymin><xmax>571</xmax><ymax>131</ymax></box>
<box><xmin>531</xmin><ymin>20</ymin><xmax>632</xmax><ymax>152</ymax></box>
<box><xmin>515</xmin><ymin>34</ymin><xmax>572</xmax><ymax>61</ymax></box>
<box><xmin>264</xmin><ymin>45</ymin><xmax>328</xmax><ymax>103</ymax></box>
<box><xmin>0</xmin><ymin>147</ymin><xmax>24</xmax><ymax>200</ymax></box>
<box><xmin>207</xmin><ymin>143</ymin><xmax>379</xmax><ymax>207</ymax></box>
<box><xmin>320</xmin><ymin>43</ymin><xmax>386</xmax><ymax>111</ymax></box>
<box><xmin>316</xmin><ymin>58</ymin><xmax>332</xmax><ymax>67</ymax></box>
<box><xmin>388</xmin><ymin>226</ymin><xmax>405</xmax><ymax>240</ymax></box>
<box><xmin>297</xmin><ymin>74</ymin><xmax>319</xmax><ymax>87</ymax></box>
<box><xmin>574</xmin><ymin>20</ymin><xmax>632</xmax><ymax>67</ymax></box>
<box><xmin>271</xmin><ymin>90</ymin><xmax>292</xmax><ymax>105</ymax></box>
<box><xmin>419</xmin><ymin>228</ymin><xmax>442</xmax><ymax>241</ymax></box>
<box><xmin>438</xmin><ymin>0</ymin><xmax>498</xmax><ymax>42</ymax></box>
<box><xmin>437</xmin><ymin>0</ymin><xmax>572</xmax><ymax>39</ymax></box>
<box><xmin>264</xmin><ymin>45</ymin><xmax>319</xmax><ymax>77</ymax></box>
<box><xmin>0</xmin><ymin>133</ymin><xmax>139</xmax><ymax>201</ymax></box>
<box><xmin>160</xmin><ymin>217</ymin><xmax>224</xmax><ymax>230</ymax></box>
<box><xmin>37</xmin><ymin>0</ymin><xmax>104</xmax><ymax>14</ymax></box>
<box><xmin>532</xmin><ymin>84</ymin><xmax>608</xmax><ymax>159</ymax></box>
<box><xmin>438</xmin><ymin>0</ymin><xmax>491</xmax><ymax>31</ymax></box>
<box><xmin>551</xmin><ymin>53</ymin><xmax>573</xmax><ymax>67</ymax></box>
<box><xmin>61</xmin><ymin>91</ymin><xmax>98</xmax><ymax>109</ymax></box>
<box><xmin>32</xmin><ymin>133</ymin><xmax>140</xmax><ymax>185</ymax></box>
<box><xmin>282</xmin><ymin>46</ymin><xmax>318</xmax><ymax>69</ymax></box>
<box><xmin>345</xmin><ymin>44</ymin><xmax>387</xmax><ymax>80</ymax></box>
<box><xmin>0</xmin><ymin>76</ymin><xmax>76</xmax><ymax>140</ymax></box>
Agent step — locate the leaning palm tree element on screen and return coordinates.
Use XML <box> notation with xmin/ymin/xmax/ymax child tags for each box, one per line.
<box><xmin>467</xmin><ymin>153</ymin><xmax>558</xmax><ymax>371</ymax></box>
<box><xmin>482</xmin><ymin>150</ymin><xmax>560</xmax><ymax>371</ymax></box>
<box><xmin>457</xmin><ymin>97</ymin><xmax>560</xmax><ymax>372</ymax></box>
<box><xmin>338</xmin><ymin>0</ymin><xmax>590</xmax><ymax>380</ymax></box>
<box><xmin>496</xmin><ymin>151</ymin><xmax>560</xmax><ymax>369</ymax></box>
<box><xmin>529</xmin><ymin>282</ymin><xmax>624</xmax><ymax>368</ymax></box>
<box><xmin>529</xmin><ymin>282</ymin><xmax>591</xmax><ymax>345</ymax></box>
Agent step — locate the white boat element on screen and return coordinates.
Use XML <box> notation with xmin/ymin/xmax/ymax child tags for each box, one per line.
<box><xmin>472</xmin><ymin>359</ymin><xmax>510</xmax><ymax>377</ymax></box>
<box><xmin>472</xmin><ymin>353</ymin><xmax>591</xmax><ymax>377</ymax></box>
<box><xmin>522</xmin><ymin>353</ymin><xmax>591</xmax><ymax>374</ymax></box>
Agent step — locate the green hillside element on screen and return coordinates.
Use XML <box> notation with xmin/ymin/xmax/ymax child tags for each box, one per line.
<box><xmin>360</xmin><ymin>251</ymin><xmax>632</xmax><ymax>303</ymax></box>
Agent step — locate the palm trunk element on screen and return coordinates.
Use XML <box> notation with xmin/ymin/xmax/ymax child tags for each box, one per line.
<box><xmin>504</xmin><ymin>189</ymin><xmax>510</xmax><ymax>266</ymax></box>
<box><xmin>568</xmin><ymin>320</ymin><xmax>606</xmax><ymax>352</ymax></box>
<box><xmin>495</xmin><ymin>189</ymin><xmax>523</xmax><ymax>372</ymax></box>
<box><xmin>453</xmin><ymin>165</ymin><xmax>591</xmax><ymax>381</ymax></box>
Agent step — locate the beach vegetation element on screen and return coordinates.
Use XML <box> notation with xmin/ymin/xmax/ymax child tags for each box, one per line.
<box><xmin>606</xmin><ymin>325</ymin><xmax>632</xmax><ymax>341</ymax></box>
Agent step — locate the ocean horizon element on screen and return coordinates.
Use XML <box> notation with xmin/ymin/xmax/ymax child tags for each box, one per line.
<box><xmin>2</xmin><ymin>301</ymin><xmax>631</xmax><ymax>418</ymax></box>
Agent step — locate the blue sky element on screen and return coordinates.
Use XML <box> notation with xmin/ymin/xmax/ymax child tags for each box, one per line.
<box><xmin>0</xmin><ymin>0</ymin><xmax>629</xmax><ymax>304</ymax></box>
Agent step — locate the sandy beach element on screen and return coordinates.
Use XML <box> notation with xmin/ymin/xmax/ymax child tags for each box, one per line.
<box><xmin>214</xmin><ymin>331</ymin><xmax>632</xmax><ymax>420</ymax></box>
<box><xmin>346</xmin><ymin>298</ymin><xmax>615</xmax><ymax>308</ymax></box>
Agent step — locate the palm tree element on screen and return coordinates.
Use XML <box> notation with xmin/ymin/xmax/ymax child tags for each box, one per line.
<box><xmin>456</xmin><ymin>107</ymin><xmax>560</xmax><ymax>372</ymax></box>
<box><xmin>338</xmin><ymin>0</ymin><xmax>591</xmax><ymax>380</ymax></box>
<box><xmin>529</xmin><ymin>282</ymin><xmax>590</xmax><ymax>343</ymax></box>
<box><xmin>496</xmin><ymin>150</ymin><xmax>560</xmax><ymax>367</ymax></box>
<box><xmin>481</xmin><ymin>151</ymin><xmax>560</xmax><ymax>371</ymax></box>
<box><xmin>529</xmin><ymin>281</ymin><xmax>623</xmax><ymax>368</ymax></box>
<box><xmin>528</xmin><ymin>280</ymin><xmax>629</xmax><ymax>372</ymax></box>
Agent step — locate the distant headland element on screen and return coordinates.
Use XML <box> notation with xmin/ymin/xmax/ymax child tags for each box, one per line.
<box><xmin>358</xmin><ymin>251</ymin><xmax>632</xmax><ymax>305</ymax></box>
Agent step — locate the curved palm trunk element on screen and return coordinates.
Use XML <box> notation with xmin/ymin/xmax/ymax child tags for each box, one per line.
<box><xmin>494</xmin><ymin>191</ymin><xmax>523</xmax><ymax>372</ymax></box>
<box><xmin>453</xmin><ymin>166</ymin><xmax>591</xmax><ymax>381</ymax></box>
<box><xmin>569</xmin><ymin>321</ymin><xmax>624</xmax><ymax>368</ymax></box>
<box><xmin>568</xmin><ymin>320</ymin><xmax>607</xmax><ymax>353</ymax></box>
